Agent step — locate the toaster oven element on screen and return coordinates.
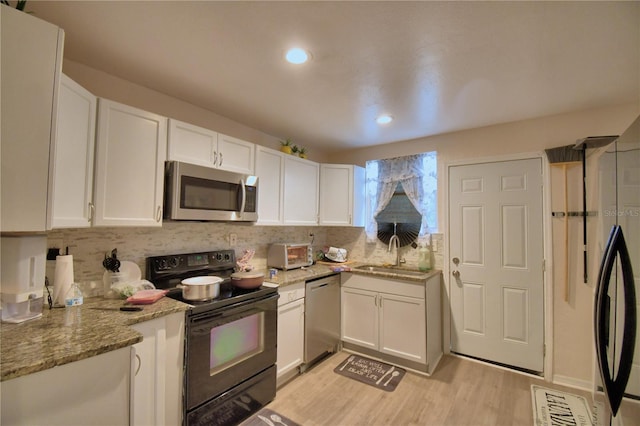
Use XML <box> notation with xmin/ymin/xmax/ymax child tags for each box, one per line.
<box><xmin>267</xmin><ymin>243</ymin><xmax>313</xmax><ymax>270</ymax></box>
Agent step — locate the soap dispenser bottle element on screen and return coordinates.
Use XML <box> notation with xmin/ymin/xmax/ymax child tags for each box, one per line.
<box><xmin>418</xmin><ymin>243</ymin><xmax>431</xmax><ymax>272</ymax></box>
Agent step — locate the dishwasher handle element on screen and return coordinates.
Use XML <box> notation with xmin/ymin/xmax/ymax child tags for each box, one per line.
<box><xmin>306</xmin><ymin>275</ymin><xmax>339</xmax><ymax>290</ymax></box>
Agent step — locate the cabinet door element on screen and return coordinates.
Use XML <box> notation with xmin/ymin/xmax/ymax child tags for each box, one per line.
<box><xmin>319</xmin><ymin>164</ymin><xmax>353</xmax><ymax>226</ymax></box>
<box><xmin>1</xmin><ymin>348</ymin><xmax>130</xmax><ymax>426</ymax></box>
<box><xmin>94</xmin><ymin>99</ymin><xmax>167</xmax><ymax>227</ymax></box>
<box><xmin>217</xmin><ymin>133</ymin><xmax>255</xmax><ymax>174</ymax></box>
<box><xmin>283</xmin><ymin>156</ymin><xmax>319</xmax><ymax>225</ymax></box>
<box><xmin>255</xmin><ymin>146</ymin><xmax>285</xmax><ymax>225</ymax></box>
<box><xmin>131</xmin><ymin>313</ymin><xmax>184</xmax><ymax>426</ymax></box>
<box><xmin>341</xmin><ymin>287</ymin><xmax>378</xmax><ymax>349</ymax></box>
<box><xmin>167</xmin><ymin>119</ymin><xmax>216</xmax><ymax>167</ymax></box>
<box><xmin>277</xmin><ymin>298</ymin><xmax>305</xmax><ymax>379</ymax></box>
<box><xmin>319</xmin><ymin>164</ymin><xmax>364</xmax><ymax>226</ymax></box>
<box><xmin>51</xmin><ymin>74</ymin><xmax>97</xmax><ymax>228</ymax></box>
<box><xmin>379</xmin><ymin>293</ymin><xmax>426</xmax><ymax>363</ymax></box>
<box><xmin>1</xmin><ymin>6</ymin><xmax>63</xmax><ymax>232</ymax></box>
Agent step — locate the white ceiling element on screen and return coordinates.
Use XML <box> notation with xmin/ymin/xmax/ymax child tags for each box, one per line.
<box><xmin>29</xmin><ymin>1</ymin><xmax>640</xmax><ymax>153</ymax></box>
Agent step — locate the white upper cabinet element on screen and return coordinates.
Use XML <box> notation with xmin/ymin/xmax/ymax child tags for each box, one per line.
<box><xmin>217</xmin><ymin>133</ymin><xmax>255</xmax><ymax>174</ymax></box>
<box><xmin>168</xmin><ymin>119</ymin><xmax>255</xmax><ymax>174</ymax></box>
<box><xmin>167</xmin><ymin>119</ymin><xmax>217</xmax><ymax>167</ymax></box>
<box><xmin>255</xmin><ymin>146</ymin><xmax>285</xmax><ymax>225</ymax></box>
<box><xmin>50</xmin><ymin>74</ymin><xmax>97</xmax><ymax>228</ymax></box>
<box><xmin>319</xmin><ymin>164</ymin><xmax>365</xmax><ymax>226</ymax></box>
<box><xmin>0</xmin><ymin>6</ymin><xmax>64</xmax><ymax>232</ymax></box>
<box><xmin>283</xmin><ymin>155</ymin><xmax>320</xmax><ymax>225</ymax></box>
<box><xmin>94</xmin><ymin>99</ymin><xmax>167</xmax><ymax>227</ymax></box>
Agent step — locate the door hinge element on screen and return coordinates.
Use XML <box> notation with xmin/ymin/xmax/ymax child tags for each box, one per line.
<box><xmin>542</xmin><ymin>259</ymin><xmax>546</xmax><ymax>272</ymax></box>
<box><xmin>543</xmin><ymin>344</ymin><xmax>546</xmax><ymax>357</ymax></box>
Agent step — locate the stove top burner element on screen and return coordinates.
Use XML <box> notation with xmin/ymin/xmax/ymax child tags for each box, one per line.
<box><xmin>146</xmin><ymin>250</ymin><xmax>276</xmax><ymax>316</ymax></box>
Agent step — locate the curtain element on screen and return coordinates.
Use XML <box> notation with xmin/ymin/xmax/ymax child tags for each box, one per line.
<box><xmin>365</xmin><ymin>152</ymin><xmax>436</xmax><ymax>243</ymax></box>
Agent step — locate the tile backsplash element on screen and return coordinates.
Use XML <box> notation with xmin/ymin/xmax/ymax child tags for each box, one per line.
<box><xmin>46</xmin><ymin>223</ymin><xmax>443</xmax><ymax>295</ymax></box>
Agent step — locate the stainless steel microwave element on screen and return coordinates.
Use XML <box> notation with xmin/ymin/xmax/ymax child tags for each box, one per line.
<box><xmin>164</xmin><ymin>161</ymin><xmax>258</xmax><ymax>222</ymax></box>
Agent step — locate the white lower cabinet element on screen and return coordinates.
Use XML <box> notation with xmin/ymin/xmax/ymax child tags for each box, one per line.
<box><xmin>131</xmin><ymin>312</ymin><xmax>185</xmax><ymax>426</ymax></box>
<box><xmin>341</xmin><ymin>273</ymin><xmax>442</xmax><ymax>374</ymax></box>
<box><xmin>0</xmin><ymin>348</ymin><xmax>131</xmax><ymax>426</ymax></box>
<box><xmin>276</xmin><ymin>282</ymin><xmax>305</xmax><ymax>386</ymax></box>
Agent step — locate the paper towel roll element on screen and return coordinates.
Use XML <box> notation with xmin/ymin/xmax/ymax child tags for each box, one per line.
<box><xmin>53</xmin><ymin>255</ymin><xmax>74</xmax><ymax>307</ymax></box>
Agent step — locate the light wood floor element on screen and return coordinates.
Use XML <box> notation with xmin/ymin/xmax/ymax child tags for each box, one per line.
<box><xmin>266</xmin><ymin>351</ymin><xmax>631</xmax><ymax>426</ymax></box>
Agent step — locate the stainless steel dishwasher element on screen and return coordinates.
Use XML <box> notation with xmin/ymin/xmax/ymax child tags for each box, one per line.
<box><xmin>303</xmin><ymin>274</ymin><xmax>341</xmax><ymax>369</ymax></box>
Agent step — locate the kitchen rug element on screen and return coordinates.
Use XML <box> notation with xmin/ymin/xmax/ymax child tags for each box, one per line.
<box><xmin>531</xmin><ymin>385</ymin><xmax>594</xmax><ymax>426</ymax></box>
<box><xmin>240</xmin><ymin>408</ymin><xmax>300</xmax><ymax>426</ymax></box>
<box><xmin>333</xmin><ymin>354</ymin><xmax>405</xmax><ymax>392</ymax></box>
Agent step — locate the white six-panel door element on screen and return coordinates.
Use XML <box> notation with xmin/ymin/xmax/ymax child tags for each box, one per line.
<box><xmin>449</xmin><ymin>158</ymin><xmax>544</xmax><ymax>372</ymax></box>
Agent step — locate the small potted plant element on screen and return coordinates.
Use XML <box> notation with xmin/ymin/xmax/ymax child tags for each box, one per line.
<box><xmin>298</xmin><ymin>147</ymin><xmax>308</xmax><ymax>159</ymax></box>
<box><xmin>291</xmin><ymin>145</ymin><xmax>300</xmax><ymax>155</ymax></box>
<box><xmin>280</xmin><ymin>138</ymin><xmax>293</xmax><ymax>154</ymax></box>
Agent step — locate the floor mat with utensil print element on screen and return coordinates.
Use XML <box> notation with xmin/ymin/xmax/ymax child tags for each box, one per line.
<box><xmin>333</xmin><ymin>354</ymin><xmax>405</xmax><ymax>392</ymax></box>
<box><xmin>239</xmin><ymin>408</ymin><xmax>300</xmax><ymax>426</ymax></box>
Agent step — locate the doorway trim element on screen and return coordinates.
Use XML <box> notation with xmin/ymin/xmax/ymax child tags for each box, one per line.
<box><xmin>442</xmin><ymin>151</ymin><xmax>553</xmax><ymax>381</ymax></box>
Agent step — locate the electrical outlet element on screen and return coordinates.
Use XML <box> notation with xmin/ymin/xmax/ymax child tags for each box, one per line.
<box><xmin>229</xmin><ymin>233</ymin><xmax>237</xmax><ymax>246</ymax></box>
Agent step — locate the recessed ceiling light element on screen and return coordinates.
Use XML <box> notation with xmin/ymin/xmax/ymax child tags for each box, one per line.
<box><xmin>285</xmin><ymin>47</ymin><xmax>310</xmax><ymax>64</ymax></box>
<box><xmin>376</xmin><ymin>115</ymin><xmax>393</xmax><ymax>125</ymax></box>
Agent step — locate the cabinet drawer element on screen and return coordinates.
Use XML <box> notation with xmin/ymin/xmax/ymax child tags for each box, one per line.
<box><xmin>278</xmin><ymin>281</ymin><xmax>305</xmax><ymax>306</ymax></box>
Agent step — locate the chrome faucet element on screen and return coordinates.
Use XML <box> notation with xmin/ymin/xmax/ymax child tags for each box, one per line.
<box><xmin>388</xmin><ymin>234</ymin><xmax>402</xmax><ymax>267</ymax></box>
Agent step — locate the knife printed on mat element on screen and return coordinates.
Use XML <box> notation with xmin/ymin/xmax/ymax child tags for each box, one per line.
<box><xmin>376</xmin><ymin>365</ymin><xmax>394</xmax><ymax>385</ymax></box>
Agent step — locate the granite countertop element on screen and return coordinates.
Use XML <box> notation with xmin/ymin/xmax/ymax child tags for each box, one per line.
<box><xmin>261</xmin><ymin>263</ymin><xmax>343</xmax><ymax>287</ymax></box>
<box><xmin>0</xmin><ymin>296</ymin><xmax>189</xmax><ymax>382</ymax></box>
<box><xmin>262</xmin><ymin>262</ymin><xmax>441</xmax><ymax>286</ymax></box>
<box><xmin>2</xmin><ymin>263</ymin><xmax>440</xmax><ymax>382</ymax></box>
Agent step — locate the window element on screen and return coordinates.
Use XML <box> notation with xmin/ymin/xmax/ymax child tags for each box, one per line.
<box><xmin>365</xmin><ymin>152</ymin><xmax>437</xmax><ymax>244</ymax></box>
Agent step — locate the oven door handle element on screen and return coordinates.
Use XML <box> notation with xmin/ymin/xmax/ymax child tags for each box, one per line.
<box><xmin>190</xmin><ymin>293</ymin><xmax>278</xmax><ymax>325</ymax></box>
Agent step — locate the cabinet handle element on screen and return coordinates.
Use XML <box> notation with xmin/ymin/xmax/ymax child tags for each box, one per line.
<box><xmin>156</xmin><ymin>206</ymin><xmax>162</xmax><ymax>222</ymax></box>
<box><xmin>134</xmin><ymin>353</ymin><xmax>142</xmax><ymax>376</ymax></box>
<box><xmin>88</xmin><ymin>202</ymin><xmax>94</xmax><ymax>222</ymax></box>
<box><xmin>219</xmin><ymin>152</ymin><xmax>223</xmax><ymax>167</ymax></box>
<box><xmin>213</xmin><ymin>151</ymin><xmax>218</xmax><ymax>165</ymax></box>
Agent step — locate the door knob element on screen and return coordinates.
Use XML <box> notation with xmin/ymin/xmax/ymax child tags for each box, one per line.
<box><xmin>452</xmin><ymin>270</ymin><xmax>460</xmax><ymax>278</ymax></box>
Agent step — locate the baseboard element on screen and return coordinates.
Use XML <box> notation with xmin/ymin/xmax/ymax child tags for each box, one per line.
<box><xmin>552</xmin><ymin>374</ymin><xmax>593</xmax><ymax>392</ymax></box>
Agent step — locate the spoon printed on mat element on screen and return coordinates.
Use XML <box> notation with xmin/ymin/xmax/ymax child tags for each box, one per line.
<box><xmin>384</xmin><ymin>370</ymin><xmax>400</xmax><ymax>386</ymax></box>
<box><xmin>376</xmin><ymin>366</ymin><xmax>394</xmax><ymax>385</ymax></box>
<box><xmin>270</xmin><ymin>414</ymin><xmax>288</xmax><ymax>426</ymax></box>
<box><xmin>339</xmin><ymin>355</ymin><xmax>355</xmax><ymax>371</ymax></box>
<box><xmin>258</xmin><ymin>415</ymin><xmax>276</xmax><ymax>426</ymax></box>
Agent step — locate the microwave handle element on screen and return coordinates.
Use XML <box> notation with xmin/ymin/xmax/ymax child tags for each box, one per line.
<box><xmin>239</xmin><ymin>178</ymin><xmax>246</xmax><ymax>218</ymax></box>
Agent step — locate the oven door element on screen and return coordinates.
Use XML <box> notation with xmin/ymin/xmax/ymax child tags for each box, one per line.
<box><xmin>185</xmin><ymin>293</ymin><xmax>277</xmax><ymax>411</ymax></box>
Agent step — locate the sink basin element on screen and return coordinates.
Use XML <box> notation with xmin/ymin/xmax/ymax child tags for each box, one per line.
<box><xmin>352</xmin><ymin>265</ymin><xmax>428</xmax><ymax>278</ymax></box>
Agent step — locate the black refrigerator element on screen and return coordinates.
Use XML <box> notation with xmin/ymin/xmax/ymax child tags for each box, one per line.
<box><xmin>594</xmin><ymin>115</ymin><xmax>639</xmax><ymax>425</ymax></box>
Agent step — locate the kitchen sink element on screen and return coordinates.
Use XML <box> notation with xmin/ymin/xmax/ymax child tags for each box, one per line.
<box><xmin>352</xmin><ymin>265</ymin><xmax>429</xmax><ymax>278</ymax></box>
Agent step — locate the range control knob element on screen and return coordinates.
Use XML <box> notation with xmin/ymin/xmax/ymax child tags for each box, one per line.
<box><xmin>169</xmin><ymin>257</ymin><xmax>180</xmax><ymax>268</ymax></box>
<box><xmin>215</xmin><ymin>253</ymin><xmax>223</xmax><ymax>261</ymax></box>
